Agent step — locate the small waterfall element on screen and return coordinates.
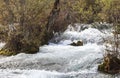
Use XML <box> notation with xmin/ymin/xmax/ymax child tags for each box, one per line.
<box><xmin>51</xmin><ymin>23</ymin><xmax>107</xmax><ymax>45</ymax></box>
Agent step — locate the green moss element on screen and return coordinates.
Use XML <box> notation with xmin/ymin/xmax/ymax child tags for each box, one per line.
<box><xmin>98</xmin><ymin>63</ymin><xmax>105</xmax><ymax>71</ymax></box>
<box><xmin>0</xmin><ymin>50</ymin><xmax>17</xmax><ymax>56</ymax></box>
<box><xmin>98</xmin><ymin>65</ymin><xmax>103</xmax><ymax>70</ymax></box>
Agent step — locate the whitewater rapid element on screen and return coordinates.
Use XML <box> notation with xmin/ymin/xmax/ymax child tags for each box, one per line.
<box><xmin>0</xmin><ymin>24</ymin><xmax>117</xmax><ymax>78</ymax></box>
<box><xmin>0</xmin><ymin>44</ymin><xmax>105</xmax><ymax>78</ymax></box>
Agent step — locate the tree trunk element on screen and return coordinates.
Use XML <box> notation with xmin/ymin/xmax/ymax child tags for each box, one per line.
<box><xmin>19</xmin><ymin>0</ymin><xmax>26</xmax><ymax>27</ymax></box>
<box><xmin>46</xmin><ymin>0</ymin><xmax>60</xmax><ymax>33</ymax></box>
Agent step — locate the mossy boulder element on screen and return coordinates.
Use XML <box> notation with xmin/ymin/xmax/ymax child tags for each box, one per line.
<box><xmin>70</xmin><ymin>41</ymin><xmax>83</xmax><ymax>46</ymax></box>
<box><xmin>21</xmin><ymin>44</ymin><xmax>39</xmax><ymax>54</ymax></box>
<box><xmin>0</xmin><ymin>50</ymin><xmax>17</xmax><ymax>56</ymax></box>
<box><xmin>0</xmin><ymin>25</ymin><xmax>52</xmax><ymax>55</ymax></box>
<box><xmin>98</xmin><ymin>54</ymin><xmax>120</xmax><ymax>74</ymax></box>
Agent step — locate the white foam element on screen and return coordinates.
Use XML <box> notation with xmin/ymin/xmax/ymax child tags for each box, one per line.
<box><xmin>80</xmin><ymin>28</ymin><xmax>104</xmax><ymax>43</ymax></box>
<box><xmin>0</xmin><ymin>42</ymin><xmax>5</xmax><ymax>50</ymax></box>
<box><xmin>59</xmin><ymin>28</ymin><xmax>104</xmax><ymax>44</ymax></box>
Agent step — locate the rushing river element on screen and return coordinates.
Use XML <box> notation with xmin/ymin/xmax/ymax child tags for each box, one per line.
<box><xmin>0</xmin><ymin>23</ymin><xmax>119</xmax><ymax>78</ymax></box>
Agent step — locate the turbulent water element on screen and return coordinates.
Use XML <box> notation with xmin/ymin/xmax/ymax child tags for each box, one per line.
<box><xmin>0</xmin><ymin>23</ymin><xmax>119</xmax><ymax>78</ymax></box>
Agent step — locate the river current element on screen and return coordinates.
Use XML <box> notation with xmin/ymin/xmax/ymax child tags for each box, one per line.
<box><xmin>0</xmin><ymin>23</ymin><xmax>119</xmax><ymax>78</ymax></box>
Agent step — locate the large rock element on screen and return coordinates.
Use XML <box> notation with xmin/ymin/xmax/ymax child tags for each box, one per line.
<box><xmin>98</xmin><ymin>54</ymin><xmax>120</xmax><ymax>74</ymax></box>
<box><xmin>70</xmin><ymin>41</ymin><xmax>83</xmax><ymax>46</ymax></box>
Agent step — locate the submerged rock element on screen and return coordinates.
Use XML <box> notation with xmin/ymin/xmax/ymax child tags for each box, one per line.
<box><xmin>70</xmin><ymin>41</ymin><xmax>83</xmax><ymax>46</ymax></box>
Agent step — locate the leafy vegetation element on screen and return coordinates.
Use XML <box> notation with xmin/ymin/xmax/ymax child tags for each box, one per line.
<box><xmin>0</xmin><ymin>0</ymin><xmax>55</xmax><ymax>54</ymax></box>
<box><xmin>0</xmin><ymin>1</ymin><xmax>120</xmax><ymax>74</ymax></box>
